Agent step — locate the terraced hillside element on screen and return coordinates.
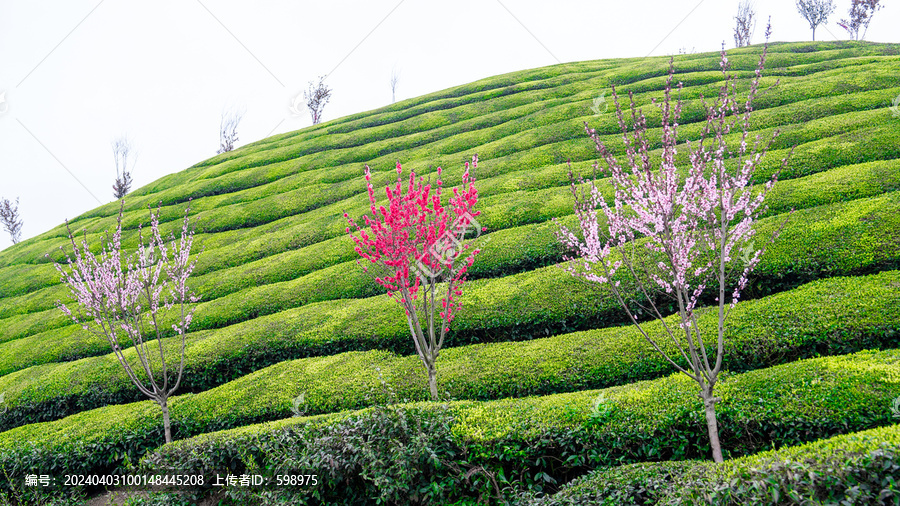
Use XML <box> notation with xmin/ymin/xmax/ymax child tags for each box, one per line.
<box><xmin>1</xmin><ymin>40</ymin><xmax>899</xmax><ymax>504</ymax></box>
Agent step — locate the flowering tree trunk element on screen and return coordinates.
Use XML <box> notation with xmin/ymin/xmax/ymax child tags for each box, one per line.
<box><xmin>346</xmin><ymin>157</ymin><xmax>483</xmax><ymax>401</ymax></box>
<box><xmin>53</xmin><ymin>200</ymin><xmax>199</xmax><ymax>444</ymax></box>
<box><xmin>555</xmin><ymin>31</ymin><xmax>791</xmax><ymax>463</ymax></box>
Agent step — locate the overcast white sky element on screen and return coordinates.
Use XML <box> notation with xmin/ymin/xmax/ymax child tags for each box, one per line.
<box><xmin>0</xmin><ymin>0</ymin><xmax>896</xmax><ymax>250</ymax></box>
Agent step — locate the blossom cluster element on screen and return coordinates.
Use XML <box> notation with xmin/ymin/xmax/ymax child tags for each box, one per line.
<box><xmin>344</xmin><ymin>158</ymin><xmax>482</xmax><ymax>330</ymax></box>
<box><xmin>54</xmin><ymin>203</ymin><xmax>199</xmax><ymax>355</ymax></box>
<box><xmin>557</xmin><ymin>42</ymin><xmax>785</xmax><ymax>315</ymax></box>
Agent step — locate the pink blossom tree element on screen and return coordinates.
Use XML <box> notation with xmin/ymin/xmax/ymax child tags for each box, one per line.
<box><xmin>555</xmin><ymin>32</ymin><xmax>790</xmax><ymax>463</ymax></box>
<box><xmin>345</xmin><ymin>157</ymin><xmax>483</xmax><ymax>401</ymax></box>
<box><xmin>52</xmin><ymin>200</ymin><xmax>199</xmax><ymax>444</ymax></box>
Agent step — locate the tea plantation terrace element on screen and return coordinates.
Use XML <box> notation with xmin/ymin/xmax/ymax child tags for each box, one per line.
<box><xmin>0</xmin><ymin>40</ymin><xmax>898</xmax><ymax>504</ymax></box>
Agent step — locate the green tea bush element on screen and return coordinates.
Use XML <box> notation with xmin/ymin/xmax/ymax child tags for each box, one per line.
<box><xmin>1</xmin><ymin>191</ymin><xmax>898</xmax><ymax>379</ymax></box>
<box><xmin>531</xmin><ymin>423</ymin><xmax>900</xmax><ymax>505</ymax></box>
<box><xmin>1</xmin><ymin>104</ymin><xmax>896</xmax><ymax>315</ymax></box>
<box><xmin>0</xmin><ymin>262</ymin><xmax>897</xmax><ymax>438</ymax></box>
<box><xmin>1</xmin><ymin>46</ymin><xmax>896</xmax><ymax>271</ymax></box>
<box><xmin>1</xmin><ymin>42</ymin><xmax>899</xmax><ymax>504</ymax></box>
<box><xmin>144</xmin><ymin>405</ymin><xmax>485</xmax><ymax>506</ymax></box>
<box><xmin>5</xmin><ymin>347</ymin><xmax>899</xmax><ymax>502</ymax></box>
<box><xmin>130</xmin><ymin>349</ymin><xmax>900</xmax><ymax>504</ymax></box>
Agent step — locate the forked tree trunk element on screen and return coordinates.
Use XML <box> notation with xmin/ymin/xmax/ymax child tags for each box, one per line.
<box><xmin>700</xmin><ymin>388</ymin><xmax>724</xmax><ymax>463</ymax></box>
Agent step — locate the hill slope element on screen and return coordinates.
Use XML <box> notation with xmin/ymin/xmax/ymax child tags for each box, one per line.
<box><xmin>0</xmin><ymin>40</ymin><xmax>899</xmax><ymax>504</ymax></box>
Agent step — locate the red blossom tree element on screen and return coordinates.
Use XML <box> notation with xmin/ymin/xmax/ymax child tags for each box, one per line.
<box><xmin>53</xmin><ymin>201</ymin><xmax>199</xmax><ymax>444</ymax></box>
<box><xmin>555</xmin><ymin>31</ymin><xmax>791</xmax><ymax>463</ymax></box>
<box><xmin>345</xmin><ymin>157</ymin><xmax>483</xmax><ymax>401</ymax></box>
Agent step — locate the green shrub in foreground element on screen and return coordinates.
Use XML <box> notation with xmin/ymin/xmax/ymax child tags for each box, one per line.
<box><xmin>150</xmin><ymin>405</ymin><xmax>473</xmax><ymax>506</ymax></box>
<box><xmin>534</xmin><ymin>423</ymin><xmax>900</xmax><ymax>505</ymax></box>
